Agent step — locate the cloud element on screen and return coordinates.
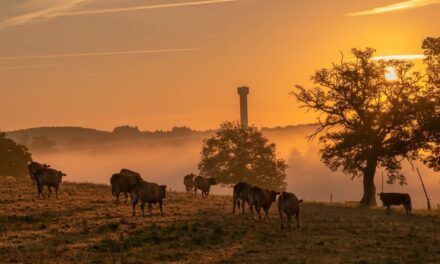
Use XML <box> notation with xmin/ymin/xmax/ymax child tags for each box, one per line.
<box><xmin>0</xmin><ymin>0</ymin><xmax>238</xmax><ymax>30</ymax></box>
<box><xmin>0</xmin><ymin>63</ymin><xmax>62</xmax><ymax>70</ymax></box>
<box><xmin>371</xmin><ymin>54</ymin><xmax>426</xmax><ymax>61</ymax></box>
<box><xmin>346</xmin><ymin>0</ymin><xmax>440</xmax><ymax>16</ymax></box>
<box><xmin>0</xmin><ymin>48</ymin><xmax>197</xmax><ymax>61</ymax></box>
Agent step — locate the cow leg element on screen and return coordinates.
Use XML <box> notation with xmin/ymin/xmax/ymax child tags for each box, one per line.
<box><xmin>242</xmin><ymin>200</ymin><xmax>246</xmax><ymax>215</ymax></box>
<box><xmin>279</xmin><ymin>210</ymin><xmax>284</xmax><ymax>229</ymax></box>
<box><xmin>37</xmin><ymin>184</ymin><xmax>42</xmax><ymax>198</ymax></box>
<box><xmin>48</xmin><ymin>186</ymin><xmax>52</xmax><ymax>198</ymax></box>
<box><xmin>256</xmin><ymin>205</ymin><xmax>262</xmax><ymax>221</ymax></box>
<box><xmin>249</xmin><ymin>203</ymin><xmax>254</xmax><ymax>220</ymax></box>
<box><xmin>131</xmin><ymin>198</ymin><xmax>138</xmax><ymax>217</ymax></box>
<box><xmin>386</xmin><ymin>206</ymin><xmax>390</xmax><ymax>214</ymax></box>
<box><xmin>159</xmin><ymin>201</ymin><xmax>164</xmax><ymax>217</ymax></box>
<box><xmin>124</xmin><ymin>192</ymin><xmax>128</xmax><ymax>203</ymax></box>
<box><xmin>116</xmin><ymin>191</ymin><xmax>121</xmax><ymax>205</ymax></box>
<box><xmin>296</xmin><ymin>210</ymin><xmax>300</xmax><ymax>228</ymax></box>
<box><xmin>140</xmin><ymin>202</ymin><xmax>145</xmax><ymax>217</ymax></box>
<box><xmin>148</xmin><ymin>203</ymin><xmax>153</xmax><ymax>216</ymax></box>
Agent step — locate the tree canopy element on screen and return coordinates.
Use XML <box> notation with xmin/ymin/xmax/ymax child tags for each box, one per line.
<box><xmin>0</xmin><ymin>132</ymin><xmax>32</xmax><ymax>177</ymax></box>
<box><xmin>198</xmin><ymin>121</ymin><xmax>287</xmax><ymax>191</ymax></box>
<box><xmin>293</xmin><ymin>47</ymin><xmax>424</xmax><ymax>206</ymax></box>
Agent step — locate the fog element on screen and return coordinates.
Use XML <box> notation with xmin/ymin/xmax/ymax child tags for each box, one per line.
<box><xmin>33</xmin><ymin>132</ymin><xmax>440</xmax><ymax>209</ymax></box>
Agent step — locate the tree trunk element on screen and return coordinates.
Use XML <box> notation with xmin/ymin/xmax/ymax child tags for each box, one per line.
<box><xmin>360</xmin><ymin>156</ymin><xmax>378</xmax><ymax>207</ymax></box>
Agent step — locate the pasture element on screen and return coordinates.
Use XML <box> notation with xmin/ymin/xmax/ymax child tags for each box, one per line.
<box><xmin>0</xmin><ymin>178</ymin><xmax>439</xmax><ymax>264</ymax></box>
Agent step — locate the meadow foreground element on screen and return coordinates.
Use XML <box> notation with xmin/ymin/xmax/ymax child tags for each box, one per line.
<box><xmin>0</xmin><ymin>178</ymin><xmax>439</xmax><ymax>264</ymax></box>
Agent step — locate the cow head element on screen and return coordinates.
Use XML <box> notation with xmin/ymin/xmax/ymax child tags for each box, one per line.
<box><xmin>57</xmin><ymin>171</ymin><xmax>67</xmax><ymax>182</ymax></box>
<box><xmin>160</xmin><ymin>185</ymin><xmax>167</xmax><ymax>199</ymax></box>
<box><xmin>209</xmin><ymin>177</ymin><xmax>217</xmax><ymax>185</ymax></box>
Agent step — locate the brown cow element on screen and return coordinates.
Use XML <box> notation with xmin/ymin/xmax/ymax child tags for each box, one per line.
<box><xmin>278</xmin><ymin>191</ymin><xmax>303</xmax><ymax>229</ymax></box>
<box><xmin>110</xmin><ymin>173</ymin><xmax>142</xmax><ymax>204</ymax></box>
<box><xmin>28</xmin><ymin>161</ymin><xmax>50</xmax><ymax>185</ymax></box>
<box><xmin>193</xmin><ymin>176</ymin><xmax>216</xmax><ymax>198</ymax></box>
<box><xmin>131</xmin><ymin>181</ymin><xmax>167</xmax><ymax>217</ymax></box>
<box><xmin>184</xmin><ymin>173</ymin><xmax>196</xmax><ymax>192</ymax></box>
<box><xmin>248</xmin><ymin>186</ymin><xmax>279</xmax><ymax>220</ymax></box>
<box><xmin>34</xmin><ymin>168</ymin><xmax>66</xmax><ymax>198</ymax></box>
<box><xmin>232</xmin><ymin>182</ymin><xmax>253</xmax><ymax>214</ymax></box>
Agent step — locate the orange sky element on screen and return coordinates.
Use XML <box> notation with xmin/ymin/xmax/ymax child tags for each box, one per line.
<box><xmin>1</xmin><ymin>0</ymin><xmax>439</xmax><ymax>131</ymax></box>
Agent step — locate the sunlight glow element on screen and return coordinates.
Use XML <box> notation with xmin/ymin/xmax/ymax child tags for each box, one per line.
<box><xmin>385</xmin><ymin>67</ymin><xmax>398</xmax><ymax>81</ymax></box>
<box><xmin>372</xmin><ymin>54</ymin><xmax>425</xmax><ymax>61</ymax></box>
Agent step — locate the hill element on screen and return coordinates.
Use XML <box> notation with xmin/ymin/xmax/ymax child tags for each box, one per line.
<box><xmin>0</xmin><ymin>177</ymin><xmax>439</xmax><ymax>263</ymax></box>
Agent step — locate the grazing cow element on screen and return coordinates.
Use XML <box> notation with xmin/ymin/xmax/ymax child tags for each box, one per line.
<box><xmin>193</xmin><ymin>176</ymin><xmax>217</xmax><ymax>198</ymax></box>
<box><xmin>378</xmin><ymin>192</ymin><xmax>412</xmax><ymax>215</ymax></box>
<box><xmin>34</xmin><ymin>168</ymin><xmax>66</xmax><ymax>198</ymax></box>
<box><xmin>110</xmin><ymin>173</ymin><xmax>142</xmax><ymax>204</ymax></box>
<box><xmin>278</xmin><ymin>192</ymin><xmax>303</xmax><ymax>229</ymax></box>
<box><xmin>120</xmin><ymin>168</ymin><xmax>142</xmax><ymax>178</ymax></box>
<box><xmin>247</xmin><ymin>186</ymin><xmax>279</xmax><ymax>220</ymax></box>
<box><xmin>28</xmin><ymin>162</ymin><xmax>50</xmax><ymax>184</ymax></box>
<box><xmin>232</xmin><ymin>182</ymin><xmax>253</xmax><ymax>214</ymax></box>
<box><xmin>184</xmin><ymin>173</ymin><xmax>196</xmax><ymax>192</ymax></box>
<box><xmin>131</xmin><ymin>181</ymin><xmax>167</xmax><ymax>217</ymax></box>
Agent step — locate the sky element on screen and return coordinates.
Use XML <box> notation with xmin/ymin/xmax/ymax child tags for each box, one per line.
<box><xmin>1</xmin><ymin>0</ymin><xmax>439</xmax><ymax>131</ymax></box>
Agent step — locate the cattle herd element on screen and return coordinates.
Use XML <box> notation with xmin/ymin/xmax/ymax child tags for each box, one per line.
<box><xmin>27</xmin><ymin>161</ymin><xmax>414</xmax><ymax>230</ymax></box>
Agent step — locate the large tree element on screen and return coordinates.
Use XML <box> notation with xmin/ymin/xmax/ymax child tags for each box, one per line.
<box><xmin>0</xmin><ymin>132</ymin><xmax>32</xmax><ymax>177</ymax></box>
<box><xmin>198</xmin><ymin>121</ymin><xmax>287</xmax><ymax>191</ymax></box>
<box><xmin>293</xmin><ymin>48</ymin><xmax>423</xmax><ymax>206</ymax></box>
<box><xmin>417</xmin><ymin>37</ymin><xmax>440</xmax><ymax>171</ymax></box>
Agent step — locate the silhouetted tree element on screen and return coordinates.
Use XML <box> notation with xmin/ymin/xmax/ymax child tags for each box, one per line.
<box><xmin>112</xmin><ymin>125</ymin><xmax>141</xmax><ymax>138</ymax></box>
<box><xmin>198</xmin><ymin>121</ymin><xmax>287</xmax><ymax>190</ymax></box>
<box><xmin>293</xmin><ymin>48</ymin><xmax>423</xmax><ymax>206</ymax></box>
<box><xmin>0</xmin><ymin>132</ymin><xmax>32</xmax><ymax>177</ymax></box>
<box><xmin>416</xmin><ymin>37</ymin><xmax>440</xmax><ymax>171</ymax></box>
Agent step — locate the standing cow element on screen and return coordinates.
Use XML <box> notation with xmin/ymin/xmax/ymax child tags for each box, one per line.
<box><xmin>278</xmin><ymin>192</ymin><xmax>303</xmax><ymax>229</ymax></box>
<box><xmin>193</xmin><ymin>176</ymin><xmax>216</xmax><ymax>198</ymax></box>
<box><xmin>232</xmin><ymin>182</ymin><xmax>253</xmax><ymax>214</ymax></box>
<box><xmin>34</xmin><ymin>168</ymin><xmax>66</xmax><ymax>198</ymax></box>
<box><xmin>131</xmin><ymin>181</ymin><xmax>167</xmax><ymax>217</ymax></box>
<box><xmin>378</xmin><ymin>192</ymin><xmax>412</xmax><ymax>215</ymax></box>
<box><xmin>28</xmin><ymin>162</ymin><xmax>50</xmax><ymax>185</ymax></box>
<box><xmin>183</xmin><ymin>173</ymin><xmax>196</xmax><ymax>192</ymax></box>
<box><xmin>248</xmin><ymin>186</ymin><xmax>279</xmax><ymax>220</ymax></box>
<box><xmin>110</xmin><ymin>172</ymin><xmax>142</xmax><ymax>204</ymax></box>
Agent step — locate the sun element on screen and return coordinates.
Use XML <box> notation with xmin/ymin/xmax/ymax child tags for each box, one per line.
<box><xmin>385</xmin><ymin>66</ymin><xmax>397</xmax><ymax>81</ymax></box>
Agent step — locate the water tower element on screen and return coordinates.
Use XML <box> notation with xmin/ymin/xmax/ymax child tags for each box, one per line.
<box><xmin>237</xmin><ymin>86</ymin><xmax>249</xmax><ymax>127</ymax></box>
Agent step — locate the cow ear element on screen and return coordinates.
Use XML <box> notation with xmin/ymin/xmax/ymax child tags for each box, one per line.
<box><xmin>62</xmin><ymin>173</ymin><xmax>67</xmax><ymax>176</ymax></box>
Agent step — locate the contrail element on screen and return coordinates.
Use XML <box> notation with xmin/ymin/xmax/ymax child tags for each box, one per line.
<box><xmin>0</xmin><ymin>63</ymin><xmax>62</xmax><ymax>70</ymax></box>
<box><xmin>54</xmin><ymin>0</ymin><xmax>238</xmax><ymax>17</ymax></box>
<box><xmin>346</xmin><ymin>0</ymin><xmax>440</xmax><ymax>16</ymax></box>
<box><xmin>0</xmin><ymin>48</ymin><xmax>197</xmax><ymax>61</ymax></box>
<box><xmin>371</xmin><ymin>54</ymin><xmax>425</xmax><ymax>61</ymax></box>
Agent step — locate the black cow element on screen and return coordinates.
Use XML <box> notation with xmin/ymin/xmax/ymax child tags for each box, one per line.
<box><xmin>378</xmin><ymin>192</ymin><xmax>412</xmax><ymax>215</ymax></box>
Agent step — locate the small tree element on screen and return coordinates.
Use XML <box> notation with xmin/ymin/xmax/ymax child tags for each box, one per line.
<box><xmin>0</xmin><ymin>132</ymin><xmax>32</xmax><ymax>177</ymax></box>
<box><xmin>293</xmin><ymin>48</ymin><xmax>423</xmax><ymax>206</ymax></box>
<box><xmin>198</xmin><ymin>121</ymin><xmax>287</xmax><ymax>190</ymax></box>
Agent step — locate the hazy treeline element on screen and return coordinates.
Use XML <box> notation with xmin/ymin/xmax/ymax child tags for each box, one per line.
<box><xmin>13</xmin><ymin>124</ymin><xmax>438</xmax><ymax>209</ymax></box>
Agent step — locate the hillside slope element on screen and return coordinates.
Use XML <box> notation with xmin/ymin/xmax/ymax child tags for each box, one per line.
<box><xmin>0</xmin><ymin>178</ymin><xmax>439</xmax><ymax>263</ymax></box>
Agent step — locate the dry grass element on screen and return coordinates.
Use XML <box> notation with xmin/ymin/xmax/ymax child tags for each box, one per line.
<box><xmin>1</xmin><ymin>178</ymin><xmax>440</xmax><ymax>264</ymax></box>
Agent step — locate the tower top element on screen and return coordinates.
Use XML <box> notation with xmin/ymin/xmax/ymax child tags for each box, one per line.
<box><xmin>237</xmin><ymin>86</ymin><xmax>249</xmax><ymax>96</ymax></box>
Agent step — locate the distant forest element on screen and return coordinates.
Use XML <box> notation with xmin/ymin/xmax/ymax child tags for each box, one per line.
<box><xmin>5</xmin><ymin>124</ymin><xmax>317</xmax><ymax>152</ymax></box>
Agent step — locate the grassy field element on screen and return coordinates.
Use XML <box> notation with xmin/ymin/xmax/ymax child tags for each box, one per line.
<box><xmin>1</xmin><ymin>177</ymin><xmax>440</xmax><ymax>264</ymax></box>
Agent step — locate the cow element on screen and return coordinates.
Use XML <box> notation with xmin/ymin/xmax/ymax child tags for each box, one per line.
<box><xmin>232</xmin><ymin>182</ymin><xmax>253</xmax><ymax>214</ymax></box>
<box><xmin>247</xmin><ymin>186</ymin><xmax>279</xmax><ymax>220</ymax></box>
<box><xmin>28</xmin><ymin>162</ymin><xmax>50</xmax><ymax>185</ymax></box>
<box><xmin>183</xmin><ymin>173</ymin><xmax>196</xmax><ymax>192</ymax></box>
<box><xmin>278</xmin><ymin>191</ymin><xmax>303</xmax><ymax>229</ymax></box>
<box><xmin>193</xmin><ymin>176</ymin><xmax>217</xmax><ymax>198</ymax></box>
<box><xmin>34</xmin><ymin>168</ymin><xmax>66</xmax><ymax>198</ymax></box>
<box><xmin>110</xmin><ymin>173</ymin><xmax>142</xmax><ymax>205</ymax></box>
<box><xmin>378</xmin><ymin>192</ymin><xmax>412</xmax><ymax>215</ymax></box>
<box><xmin>131</xmin><ymin>181</ymin><xmax>167</xmax><ymax>217</ymax></box>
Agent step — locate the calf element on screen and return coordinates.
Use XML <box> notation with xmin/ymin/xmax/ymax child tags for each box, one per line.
<box><xmin>183</xmin><ymin>173</ymin><xmax>196</xmax><ymax>192</ymax></box>
<box><xmin>378</xmin><ymin>192</ymin><xmax>412</xmax><ymax>215</ymax></box>
<box><xmin>34</xmin><ymin>168</ymin><xmax>66</xmax><ymax>198</ymax></box>
<box><xmin>247</xmin><ymin>186</ymin><xmax>279</xmax><ymax>220</ymax></box>
<box><xmin>28</xmin><ymin>162</ymin><xmax>50</xmax><ymax>185</ymax></box>
<box><xmin>278</xmin><ymin>192</ymin><xmax>303</xmax><ymax>229</ymax></box>
<box><xmin>131</xmin><ymin>181</ymin><xmax>167</xmax><ymax>217</ymax></box>
<box><xmin>110</xmin><ymin>173</ymin><xmax>142</xmax><ymax>204</ymax></box>
<box><xmin>193</xmin><ymin>176</ymin><xmax>217</xmax><ymax>198</ymax></box>
<box><xmin>232</xmin><ymin>182</ymin><xmax>253</xmax><ymax>214</ymax></box>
